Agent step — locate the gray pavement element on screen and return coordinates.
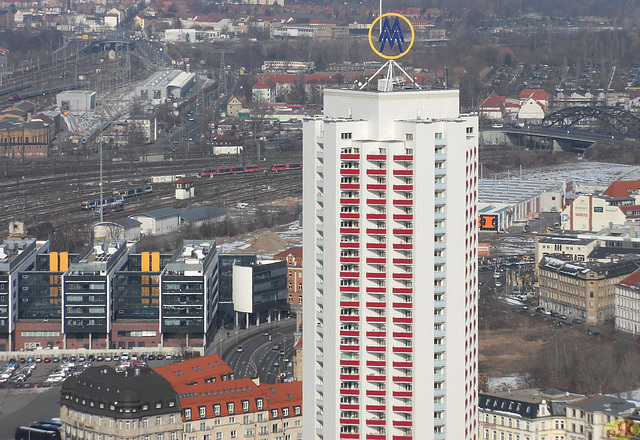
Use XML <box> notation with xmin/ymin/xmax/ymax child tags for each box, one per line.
<box><xmin>0</xmin><ymin>386</ymin><xmax>60</xmax><ymax>440</ymax></box>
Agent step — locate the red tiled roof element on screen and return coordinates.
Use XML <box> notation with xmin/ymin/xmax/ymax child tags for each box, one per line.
<box><xmin>480</xmin><ymin>92</ymin><xmax>505</xmax><ymax>109</ymax></box>
<box><xmin>274</xmin><ymin>247</ymin><xmax>302</xmax><ymax>260</ymax></box>
<box><xmin>253</xmin><ymin>80</ymin><xmax>270</xmax><ymax>89</ymax></box>
<box><xmin>520</xmin><ymin>88</ymin><xmax>549</xmax><ymax>101</ymax></box>
<box><xmin>603</xmin><ymin>180</ymin><xmax>640</xmax><ymax>198</ymax></box>
<box><xmin>155</xmin><ymin>353</ymin><xmax>234</xmax><ymax>388</ymax></box>
<box><xmin>262</xmin><ymin>74</ymin><xmax>300</xmax><ymax>83</ymax></box>
<box><xmin>619</xmin><ymin>205</ymin><xmax>640</xmax><ymax>218</ymax></box>
<box><xmin>618</xmin><ymin>268</ymin><xmax>640</xmax><ymax>289</ymax></box>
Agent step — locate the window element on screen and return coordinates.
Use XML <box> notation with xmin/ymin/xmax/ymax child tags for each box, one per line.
<box><xmin>283</xmin><ymin>408</ymin><xmax>289</xmax><ymax>417</ymax></box>
<box><xmin>156</xmin><ymin>416</ymin><xmax>162</xmax><ymax>426</ymax></box>
<box><xmin>200</xmin><ymin>422</ymin><xmax>206</xmax><ymax>431</ymax></box>
<box><xmin>258</xmin><ymin>414</ymin><xmax>264</xmax><ymax>423</ymax></box>
<box><xmin>466</xmin><ymin>127</ymin><xmax>474</xmax><ymax>134</ymax></box>
<box><xmin>169</xmin><ymin>415</ymin><xmax>175</xmax><ymax>424</ymax></box>
<box><xmin>230</xmin><ymin>431</ymin><xmax>237</xmax><ymax>439</ymax></box>
<box><xmin>272</xmin><ymin>409</ymin><xmax>279</xmax><ymax>418</ymax></box>
<box><xmin>242</xmin><ymin>400</ymin><xmax>249</xmax><ymax>412</ymax></box>
<box><xmin>142</xmin><ymin>418</ymin><xmax>149</xmax><ymax>427</ymax></box>
<box><xmin>216</xmin><ymin>433</ymin><xmax>223</xmax><ymax>440</ymax></box>
<box><xmin>244</xmin><ymin>429</ymin><xmax>254</xmax><ymax>437</ymax></box>
<box><xmin>405</xmin><ymin>133</ymin><xmax>414</xmax><ymax>140</ymax></box>
<box><xmin>435</xmin><ymin>132</ymin><xmax>443</xmax><ymax>140</ymax></box>
<box><xmin>214</xmin><ymin>404</ymin><xmax>221</xmax><ymax>416</ymax></box>
<box><xmin>256</xmin><ymin>399</ymin><xmax>263</xmax><ymax>410</ymax></box>
<box><xmin>185</xmin><ymin>409</ymin><xmax>192</xmax><ymax>420</ymax></box>
<box><xmin>199</xmin><ymin>406</ymin><xmax>206</xmax><ymax>418</ymax></box>
<box><xmin>341</xmin><ymin>132</ymin><xmax>352</xmax><ymax>140</ymax></box>
<box><xmin>259</xmin><ymin>426</ymin><xmax>268</xmax><ymax>435</ymax></box>
<box><xmin>227</xmin><ymin>402</ymin><xmax>235</xmax><ymax>414</ymax></box>
<box><xmin>243</xmin><ymin>415</ymin><xmax>250</xmax><ymax>425</ymax></box>
<box><xmin>294</xmin><ymin>406</ymin><xmax>301</xmax><ymax>416</ymax></box>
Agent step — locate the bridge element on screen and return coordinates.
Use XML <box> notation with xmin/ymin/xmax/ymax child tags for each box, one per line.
<box><xmin>488</xmin><ymin>106</ymin><xmax>640</xmax><ymax>152</ymax></box>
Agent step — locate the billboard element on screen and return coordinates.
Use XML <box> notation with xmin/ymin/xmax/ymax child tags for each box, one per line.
<box><xmin>479</xmin><ymin>215</ymin><xmax>498</xmax><ymax>231</ymax></box>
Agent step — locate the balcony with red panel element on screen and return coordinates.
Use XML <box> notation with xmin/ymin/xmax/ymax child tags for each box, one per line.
<box><xmin>366</xmin><ymin>169</ymin><xmax>386</xmax><ymax>176</ymax></box>
<box><xmin>366</xmin><ymin>375</ymin><xmax>386</xmax><ymax>382</ymax></box>
<box><xmin>341</xmin><ymin>198</ymin><xmax>360</xmax><ymax>205</ymax></box>
<box><xmin>366</xmin><ymin>316</ymin><xmax>386</xmax><ymax>323</ymax></box>
<box><xmin>366</xmin><ymin>331</ymin><xmax>386</xmax><ymax>338</ymax></box>
<box><xmin>393</xmin><ymin>302</ymin><xmax>413</xmax><ymax>308</ymax></box>
<box><xmin>392</xmin><ymin>214</ymin><xmax>413</xmax><ymax>221</ymax></box>
<box><xmin>392</xmin><ymin>361</ymin><xmax>413</xmax><ymax>368</ymax></box>
<box><xmin>340</xmin><ymin>228</ymin><xmax>360</xmax><ymax>234</ymax></box>
<box><xmin>367</xmin><ymin>154</ymin><xmax>386</xmax><ymax>161</ymax></box>
<box><xmin>366</xmin><ymin>405</ymin><xmax>386</xmax><ymax>412</ymax></box>
<box><xmin>366</xmin><ymin>360</ymin><xmax>386</xmax><ymax>367</ymax></box>
<box><xmin>366</xmin><ymin>243</ymin><xmax>386</xmax><ymax>249</ymax></box>
<box><xmin>366</xmin><ymin>389</ymin><xmax>386</xmax><ymax>396</ymax></box>
<box><xmin>392</xmin><ymin>406</ymin><xmax>412</xmax><ymax>412</ymax></box>
<box><xmin>392</xmin><ymin>199</ymin><xmax>413</xmax><ymax>206</ymax></box>
<box><xmin>367</xmin><ymin>184</ymin><xmax>387</xmax><ymax>191</ymax></box>
<box><xmin>340</xmin><ymin>359</ymin><xmax>360</xmax><ymax>367</ymax></box>
<box><xmin>366</xmin><ymin>287</ymin><xmax>385</xmax><ymax>294</ymax></box>
<box><xmin>392</xmin><ymin>287</ymin><xmax>412</xmax><ymax>295</ymax></box>
<box><xmin>392</xmin><ymin>258</ymin><xmax>412</xmax><ymax>265</ymax></box>
<box><xmin>340</xmin><ymin>404</ymin><xmax>360</xmax><ymax>411</ymax></box>
<box><xmin>366</xmin><ymin>228</ymin><xmax>386</xmax><ymax>235</ymax></box>
<box><xmin>366</xmin><ymin>272</ymin><xmax>386</xmax><ymax>279</ymax></box>
<box><xmin>340</xmin><ymin>330</ymin><xmax>359</xmax><ymax>337</ymax></box>
<box><xmin>340</xmin><ymin>153</ymin><xmax>360</xmax><ymax>160</ymax></box>
<box><xmin>392</xmin><ymin>243</ymin><xmax>412</xmax><ymax>250</ymax></box>
<box><xmin>340</xmin><ymin>168</ymin><xmax>360</xmax><ymax>175</ymax></box>
<box><xmin>340</xmin><ymin>374</ymin><xmax>360</xmax><ymax>381</ymax></box>
<box><xmin>392</xmin><ymin>346</ymin><xmax>412</xmax><ymax>353</ymax></box>
<box><xmin>392</xmin><ymin>436</ymin><xmax>413</xmax><ymax>440</ymax></box>
<box><xmin>340</xmin><ymin>242</ymin><xmax>360</xmax><ymax>249</ymax></box>
<box><xmin>341</xmin><ymin>257</ymin><xmax>360</xmax><ymax>263</ymax></box>
<box><xmin>340</xmin><ymin>315</ymin><xmax>360</xmax><ymax>322</ymax></box>
<box><xmin>339</xmin><ymin>433</ymin><xmax>359</xmax><ymax>439</ymax></box>
<box><xmin>393</xmin><ymin>317</ymin><xmax>412</xmax><ymax>324</ymax></box>
<box><xmin>393</xmin><ymin>229</ymin><xmax>413</xmax><ymax>235</ymax></box>
<box><xmin>392</xmin><ymin>273</ymin><xmax>413</xmax><ymax>280</ymax></box>
<box><xmin>366</xmin><ymin>199</ymin><xmax>387</xmax><ymax>205</ymax></box>
<box><xmin>341</xmin><ymin>271</ymin><xmax>360</xmax><ymax>278</ymax></box>
<box><xmin>392</xmin><ymin>391</ymin><xmax>412</xmax><ymax>398</ymax></box>
<box><xmin>340</xmin><ymin>286</ymin><xmax>359</xmax><ymax>293</ymax></box>
<box><xmin>341</xmin><ymin>184</ymin><xmax>360</xmax><ymax>191</ymax></box>
<box><xmin>339</xmin><ymin>388</ymin><xmax>359</xmax><ymax>395</ymax></box>
<box><xmin>366</xmin><ymin>257</ymin><xmax>386</xmax><ymax>264</ymax></box>
<box><xmin>366</xmin><ymin>213</ymin><xmax>386</xmax><ymax>220</ymax></box>
<box><xmin>393</xmin><ymin>154</ymin><xmax>413</xmax><ymax>161</ymax></box>
<box><xmin>340</xmin><ymin>345</ymin><xmax>360</xmax><ymax>351</ymax></box>
<box><xmin>392</xmin><ymin>420</ymin><xmax>413</xmax><ymax>427</ymax></box>
<box><xmin>340</xmin><ymin>301</ymin><xmax>359</xmax><ymax>307</ymax></box>
<box><xmin>340</xmin><ymin>419</ymin><xmax>360</xmax><ymax>425</ymax></box>
<box><xmin>366</xmin><ymin>345</ymin><xmax>386</xmax><ymax>352</ymax></box>
<box><xmin>366</xmin><ymin>301</ymin><xmax>387</xmax><ymax>308</ymax></box>
<box><xmin>392</xmin><ymin>169</ymin><xmax>413</xmax><ymax>176</ymax></box>
<box><xmin>393</xmin><ymin>184</ymin><xmax>413</xmax><ymax>191</ymax></box>
<box><xmin>392</xmin><ymin>332</ymin><xmax>413</xmax><ymax>339</ymax></box>
<box><xmin>392</xmin><ymin>376</ymin><xmax>413</xmax><ymax>383</ymax></box>
<box><xmin>340</xmin><ymin>213</ymin><xmax>360</xmax><ymax>220</ymax></box>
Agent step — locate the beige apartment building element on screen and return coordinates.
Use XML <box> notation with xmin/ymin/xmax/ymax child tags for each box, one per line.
<box><xmin>538</xmin><ymin>255</ymin><xmax>640</xmax><ymax>323</ymax></box>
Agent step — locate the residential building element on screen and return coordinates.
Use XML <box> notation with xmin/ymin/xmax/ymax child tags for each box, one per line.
<box><xmin>538</xmin><ymin>254</ymin><xmax>640</xmax><ymax>323</ymax></box>
<box><xmin>0</xmin><ymin>119</ymin><xmax>52</xmax><ymax>158</ymax></box>
<box><xmin>479</xmin><ymin>389</ymin><xmax>583</xmax><ymax>440</ymax></box>
<box><xmin>566</xmin><ymin>395</ymin><xmax>638</xmax><ymax>440</ymax></box>
<box><xmin>60</xmin><ymin>366</ymin><xmax>183</xmax><ymax>440</ymax></box>
<box><xmin>125</xmin><ymin>114</ymin><xmax>158</xmax><ymax>143</ymax></box>
<box><xmin>226</xmin><ymin>95</ymin><xmax>244</xmax><ymax>117</ymax></box>
<box><xmin>263</xmin><ymin>60</ymin><xmax>315</xmax><ymax>72</ymax></box>
<box><xmin>303</xmin><ymin>85</ymin><xmax>478</xmax><ymax>439</ymax></box>
<box><xmin>518</xmin><ymin>89</ymin><xmax>549</xmax><ymax>124</ymax></box>
<box><xmin>615</xmin><ymin>268</ymin><xmax>640</xmax><ymax>335</ymax></box>
<box><xmin>479</xmin><ymin>92</ymin><xmax>506</xmax><ymax>120</ymax></box>
<box><xmin>274</xmin><ymin>247</ymin><xmax>303</xmax><ymax>307</ymax></box>
<box><xmin>252</xmin><ymin>80</ymin><xmax>273</xmax><ymax>103</ymax></box>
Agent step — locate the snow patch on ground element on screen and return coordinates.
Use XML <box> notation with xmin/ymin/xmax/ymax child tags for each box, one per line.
<box><xmin>487</xmin><ymin>375</ymin><xmax>526</xmax><ymax>391</ymax></box>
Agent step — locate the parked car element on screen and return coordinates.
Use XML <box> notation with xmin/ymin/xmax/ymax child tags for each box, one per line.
<box><xmin>236</xmin><ymin>346</ymin><xmax>244</xmax><ymax>353</ymax></box>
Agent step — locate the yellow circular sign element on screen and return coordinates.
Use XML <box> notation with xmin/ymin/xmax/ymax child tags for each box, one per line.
<box><xmin>368</xmin><ymin>13</ymin><xmax>415</xmax><ymax>60</ymax></box>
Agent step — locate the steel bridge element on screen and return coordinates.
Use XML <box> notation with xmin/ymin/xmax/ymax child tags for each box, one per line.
<box><xmin>542</xmin><ymin>106</ymin><xmax>640</xmax><ymax>139</ymax></box>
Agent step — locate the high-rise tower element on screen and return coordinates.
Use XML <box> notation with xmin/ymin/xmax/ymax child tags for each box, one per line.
<box><xmin>302</xmin><ymin>81</ymin><xmax>479</xmax><ymax>439</ymax></box>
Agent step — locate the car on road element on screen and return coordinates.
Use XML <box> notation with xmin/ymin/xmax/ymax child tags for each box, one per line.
<box><xmin>551</xmin><ymin>312</ymin><xmax>559</xmax><ymax>318</ymax></box>
<box><xmin>495</xmin><ymin>282</ymin><xmax>502</xmax><ymax>287</ymax></box>
<box><xmin>559</xmin><ymin>314</ymin><xmax>567</xmax><ymax>320</ymax></box>
<box><xmin>272</xmin><ymin>344</ymin><xmax>280</xmax><ymax>351</ymax></box>
<box><xmin>279</xmin><ymin>349</ymin><xmax>285</xmax><ymax>356</ymax></box>
<box><xmin>274</xmin><ymin>360</ymin><xmax>280</xmax><ymax>367</ymax></box>
<box><xmin>263</xmin><ymin>331</ymin><xmax>270</xmax><ymax>336</ymax></box>
<box><xmin>44</xmin><ymin>357</ymin><xmax>51</xmax><ymax>363</ymax></box>
<box><xmin>236</xmin><ymin>345</ymin><xmax>244</xmax><ymax>353</ymax></box>
<box><xmin>572</xmin><ymin>318</ymin><xmax>583</xmax><ymax>324</ymax></box>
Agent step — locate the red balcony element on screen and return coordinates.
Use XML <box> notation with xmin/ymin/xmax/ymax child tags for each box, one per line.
<box><xmin>366</xmin><ymin>287</ymin><xmax>386</xmax><ymax>293</ymax></box>
<box><xmin>392</xmin><ymin>288</ymin><xmax>412</xmax><ymax>294</ymax></box>
<box><xmin>393</xmin><ymin>184</ymin><xmax>413</xmax><ymax>191</ymax></box>
<box><xmin>392</xmin><ymin>273</ymin><xmax>413</xmax><ymax>280</ymax></box>
<box><xmin>340</xmin><ymin>419</ymin><xmax>360</xmax><ymax>425</ymax></box>
<box><xmin>340</xmin><ymin>330</ymin><xmax>359</xmax><ymax>337</ymax></box>
<box><xmin>340</xmin><ymin>168</ymin><xmax>360</xmax><ymax>175</ymax></box>
<box><xmin>366</xmin><ymin>302</ymin><xmax>387</xmax><ymax>308</ymax></box>
<box><xmin>392</xmin><ymin>406</ymin><xmax>412</xmax><ymax>412</ymax></box>
<box><xmin>340</xmin><ymin>286</ymin><xmax>359</xmax><ymax>293</ymax></box>
<box><xmin>340</xmin><ymin>345</ymin><xmax>360</xmax><ymax>351</ymax></box>
<box><xmin>340</xmin><ymin>228</ymin><xmax>360</xmax><ymax>234</ymax></box>
<box><xmin>392</xmin><ymin>391</ymin><xmax>412</xmax><ymax>398</ymax></box>
<box><xmin>393</xmin><ymin>317</ymin><xmax>413</xmax><ymax>324</ymax></box>
<box><xmin>339</xmin><ymin>389</ymin><xmax>359</xmax><ymax>395</ymax></box>
<box><xmin>340</xmin><ymin>213</ymin><xmax>360</xmax><ymax>220</ymax></box>
<box><xmin>366</xmin><ymin>213</ymin><xmax>386</xmax><ymax>220</ymax></box>
<box><xmin>392</xmin><ymin>436</ymin><xmax>413</xmax><ymax>440</ymax></box>
<box><xmin>392</xmin><ymin>347</ymin><xmax>412</xmax><ymax>353</ymax></box>
<box><xmin>366</xmin><ymin>243</ymin><xmax>386</xmax><ymax>249</ymax></box>
<box><xmin>367</xmin><ymin>184</ymin><xmax>387</xmax><ymax>190</ymax></box>
<box><xmin>393</xmin><ymin>332</ymin><xmax>413</xmax><ymax>338</ymax></box>
<box><xmin>393</xmin><ymin>229</ymin><xmax>413</xmax><ymax>235</ymax></box>
<box><xmin>393</xmin><ymin>169</ymin><xmax>413</xmax><ymax>176</ymax></box>
<box><xmin>392</xmin><ymin>243</ymin><xmax>412</xmax><ymax>250</ymax></box>
<box><xmin>392</xmin><ymin>258</ymin><xmax>412</xmax><ymax>265</ymax></box>
<box><xmin>392</xmin><ymin>361</ymin><xmax>413</xmax><ymax>368</ymax></box>
<box><xmin>366</xmin><ymin>199</ymin><xmax>386</xmax><ymax>205</ymax></box>
<box><xmin>366</xmin><ymin>405</ymin><xmax>386</xmax><ymax>411</ymax></box>
<box><xmin>340</xmin><ymin>374</ymin><xmax>360</xmax><ymax>381</ymax></box>
<box><xmin>366</xmin><ymin>389</ymin><xmax>386</xmax><ymax>396</ymax></box>
<box><xmin>340</xmin><ymin>271</ymin><xmax>360</xmax><ymax>278</ymax></box>
<box><xmin>340</xmin><ymin>153</ymin><xmax>360</xmax><ymax>160</ymax></box>
<box><xmin>392</xmin><ymin>199</ymin><xmax>413</xmax><ymax>206</ymax></box>
<box><xmin>366</xmin><ymin>228</ymin><xmax>386</xmax><ymax>235</ymax></box>
<box><xmin>367</xmin><ymin>154</ymin><xmax>386</xmax><ymax>161</ymax></box>
<box><xmin>340</xmin><ymin>301</ymin><xmax>359</xmax><ymax>307</ymax></box>
<box><xmin>341</xmin><ymin>198</ymin><xmax>360</xmax><ymax>205</ymax></box>
<box><xmin>366</xmin><ymin>331</ymin><xmax>386</xmax><ymax>337</ymax></box>
<box><xmin>392</xmin><ymin>376</ymin><xmax>413</xmax><ymax>383</ymax></box>
<box><xmin>393</xmin><ymin>420</ymin><xmax>413</xmax><ymax>427</ymax></box>
<box><xmin>340</xmin><ymin>242</ymin><xmax>360</xmax><ymax>249</ymax></box>
<box><xmin>366</xmin><ymin>360</ymin><xmax>386</xmax><ymax>367</ymax></box>
<box><xmin>341</xmin><ymin>257</ymin><xmax>360</xmax><ymax>263</ymax></box>
<box><xmin>393</xmin><ymin>155</ymin><xmax>413</xmax><ymax>161</ymax></box>
<box><xmin>366</xmin><ymin>346</ymin><xmax>386</xmax><ymax>352</ymax></box>
<box><xmin>393</xmin><ymin>302</ymin><xmax>413</xmax><ymax>308</ymax></box>
<box><xmin>392</xmin><ymin>214</ymin><xmax>413</xmax><ymax>221</ymax></box>
<box><xmin>340</xmin><ymin>433</ymin><xmax>359</xmax><ymax>439</ymax></box>
<box><xmin>340</xmin><ymin>360</ymin><xmax>360</xmax><ymax>366</ymax></box>
<box><xmin>340</xmin><ymin>315</ymin><xmax>359</xmax><ymax>322</ymax></box>
<box><xmin>366</xmin><ymin>375</ymin><xmax>386</xmax><ymax>382</ymax></box>
<box><xmin>366</xmin><ymin>316</ymin><xmax>386</xmax><ymax>323</ymax></box>
<box><xmin>366</xmin><ymin>257</ymin><xmax>386</xmax><ymax>264</ymax></box>
<box><xmin>340</xmin><ymin>404</ymin><xmax>360</xmax><ymax>411</ymax></box>
<box><xmin>341</xmin><ymin>183</ymin><xmax>360</xmax><ymax>190</ymax></box>
<box><xmin>366</xmin><ymin>273</ymin><xmax>386</xmax><ymax>279</ymax></box>
<box><xmin>366</xmin><ymin>169</ymin><xmax>386</xmax><ymax>176</ymax></box>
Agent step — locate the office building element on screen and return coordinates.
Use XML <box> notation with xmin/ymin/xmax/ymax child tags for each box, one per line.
<box><xmin>303</xmin><ymin>85</ymin><xmax>478</xmax><ymax>439</ymax></box>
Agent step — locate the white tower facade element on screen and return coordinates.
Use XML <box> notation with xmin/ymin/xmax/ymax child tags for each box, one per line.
<box><xmin>303</xmin><ymin>87</ymin><xmax>478</xmax><ymax>440</ymax></box>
